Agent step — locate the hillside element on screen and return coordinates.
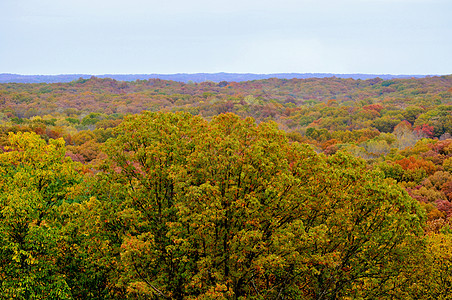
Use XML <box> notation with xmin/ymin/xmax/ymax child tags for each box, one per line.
<box><xmin>0</xmin><ymin>75</ymin><xmax>450</xmax><ymax>136</ymax></box>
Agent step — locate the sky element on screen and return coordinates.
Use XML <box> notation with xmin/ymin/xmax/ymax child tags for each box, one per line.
<box><xmin>0</xmin><ymin>0</ymin><xmax>451</xmax><ymax>75</ymax></box>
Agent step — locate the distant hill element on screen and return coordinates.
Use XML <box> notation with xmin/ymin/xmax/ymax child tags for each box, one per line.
<box><xmin>0</xmin><ymin>73</ymin><xmax>429</xmax><ymax>84</ymax></box>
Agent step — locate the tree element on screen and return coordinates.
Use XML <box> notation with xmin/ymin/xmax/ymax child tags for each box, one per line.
<box><xmin>372</xmin><ymin>116</ymin><xmax>402</xmax><ymax>133</ymax></box>
<box><xmin>293</xmin><ymin>153</ymin><xmax>424</xmax><ymax>299</ymax></box>
<box><xmin>102</xmin><ymin>111</ymin><xmax>205</xmax><ymax>299</ymax></box>
<box><xmin>0</xmin><ymin>132</ymin><xmax>82</xmax><ymax>299</ymax></box>
<box><xmin>402</xmin><ymin>106</ymin><xmax>423</xmax><ymax>125</ymax></box>
<box><xmin>99</xmin><ymin>112</ymin><xmax>425</xmax><ymax>299</ymax></box>
<box><xmin>404</xmin><ymin>231</ymin><xmax>452</xmax><ymax>299</ymax></box>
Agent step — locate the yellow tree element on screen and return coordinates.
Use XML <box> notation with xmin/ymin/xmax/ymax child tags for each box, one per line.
<box><xmin>0</xmin><ymin>132</ymin><xmax>82</xmax><ymax>299</ymax></box>
<box><xmin>100</xmin><ymin>112</ymin><xmax>425</xmax><ymax>299</ymax></box>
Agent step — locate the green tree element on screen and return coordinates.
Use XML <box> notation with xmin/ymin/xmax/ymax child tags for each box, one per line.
<box><xmin>0</xmin><ymin>132</ymin><xmax>82</xmax><ymax>299</ymax></box>
<box><xmin>102</xmin><ymin>111</ymin><xmax>205</xmax><ymax>299</ymax></box>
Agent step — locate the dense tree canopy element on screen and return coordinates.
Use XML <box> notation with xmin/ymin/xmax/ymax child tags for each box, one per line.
<box><xmin>0</xmin><ymin>74</ymin><xmax>451</xmax><ymax>298</ymax></box>
<box><xmin>85</xmin><ymin>112</ymin><xmax>425</xmax><ymax>299</ymax></box>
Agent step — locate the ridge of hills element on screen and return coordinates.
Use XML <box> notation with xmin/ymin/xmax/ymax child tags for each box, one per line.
<box><xmin>0</xmin><ymin>72</ymin><xmax>429</xmax><ymax>84</ymax></box>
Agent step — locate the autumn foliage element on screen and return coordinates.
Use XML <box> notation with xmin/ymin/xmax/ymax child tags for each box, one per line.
<box><xmin>0</xmin><ymin>113</ymin><xmax>432</xmax><ymax>299</ymax></box>
<box><xmin>0</xmin><ymin>75</ymin><xmax>451</xmax><ymax>298</ymax></box>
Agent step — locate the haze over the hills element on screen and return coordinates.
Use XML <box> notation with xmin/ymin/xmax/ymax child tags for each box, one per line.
<box><xmin>0</xmin><ymin>73</ymin><xmax>430</xmax><ymax>84</ymax></box>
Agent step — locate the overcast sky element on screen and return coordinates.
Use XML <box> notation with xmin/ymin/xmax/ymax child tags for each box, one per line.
<box><xmin>0</xmin><ymin>0</ymin><xmax>451</xmax><ymax>75</ymax></box>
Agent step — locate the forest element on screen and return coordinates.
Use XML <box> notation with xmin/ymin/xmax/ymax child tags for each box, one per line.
<box><xmin>0</xmin><ymin>75</ymin><xmax>451</xmax><ymax>299</ymax></box>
